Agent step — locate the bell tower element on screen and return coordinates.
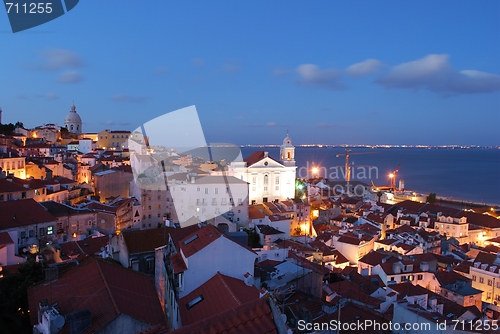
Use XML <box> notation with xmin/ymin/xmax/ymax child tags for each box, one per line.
<box><xmin>280</xmin><ymin>131</ymin><xmax>295</xmax><ymax>166</ymax></box>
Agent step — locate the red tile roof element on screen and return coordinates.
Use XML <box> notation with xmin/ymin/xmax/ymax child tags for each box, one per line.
<box><xmin>0</xmin><ymin>199</ymin><xmax>57</xmax><ymax>229</ymax></box>
<box><xmin>171</xmin><ymin>297</ymin><xmax>278</xmax><ymax>334</ymax></box>
<box><xmin>179</xmin><ymin>272</ymin><xmax>260</xmax><ymax>326</ymax></box>
<box><xmin>122</xmin><ymin>225</ymin><xmax>200</xmax><ymax>254</ymax></box>
<box><xmin>244</xmin><ymin>151</ymin><xmax>281</xmax><ymax>167</ymax></box>
<box><xmin>59</xmin><ymin>236</ymin><xmax>109</xmax><ymax>262</ymax></box>
<box><xmin>170</xmin><ymin>253</ymin><xmax>187</xmax><ymax>274</ymax></box>
<box><xmin>249</xmin><ymin>206</ymin><xmax>266</xmax><ymax>219</ymax></box>
<box><xmin>28</xmin><ymin>259</ymin><xmax>166</xmax><ymax>334</ymax></box>
<box><xmin>0</xmin><ymin>179</ymin><xmax>29</xmax><ymax>193</ymax></box>
<box><xmin>0</xmin><ymin>231</ymin><xmax>14</xmax><ymax>245</ymax></box>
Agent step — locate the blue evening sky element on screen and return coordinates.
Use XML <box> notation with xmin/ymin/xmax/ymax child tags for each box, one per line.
<box><xmin>1</xmin><ymin>1</ymin><xmax>499</xmax><ymax>146</ymax></box>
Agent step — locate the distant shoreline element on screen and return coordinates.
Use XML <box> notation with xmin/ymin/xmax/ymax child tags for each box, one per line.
<box><xmin>238</xmin><ymin>145</ymin><xmax>500</xmax><ymax>149</ymax></box>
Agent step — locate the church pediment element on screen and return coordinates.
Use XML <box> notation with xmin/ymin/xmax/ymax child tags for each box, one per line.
<box><xmin>249</xmin><ymin>156</ymin><xmax>284</xmax><ymax>168</ymax></box>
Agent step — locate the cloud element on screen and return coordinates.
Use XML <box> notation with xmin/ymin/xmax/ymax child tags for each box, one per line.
<box><xmin>29</xmin><ymin>48</ymin><xmax>84</xmax><ymax>71</ymax></box>
<box><xmin>191</xmin><ymin>58</ymin><xmax>205</xmax><ymax>68</ymax></box>
<box><xmin>296</xmin><ymin>64</ymin><xmax>344</xmax><ymax>90</ymax></box>
<box><xmin>376</xmin><ymin>54</ymin><xmax>500</xmax><ymax>95</ymax></box>
<box><xmin>345</xmin><ymin>59</ymin><xmax>384</xmax><ymax>77</ymax></box>
<box><xmin>17</xmin><ymin>94</ymin><xmax>29</xmax><ymax>100</ymax></box>
<box><xmin>266</xmin><ymin>122</ymin><xmax>277</xmax><ymax>127</ymax></box>
<box><xmin>57</xmin><ymin>71</ymin><xmax>83</xmax><ymax>83</ymax></box>
<box><xmin>37</xmin><ymin>92</ymin><xmax>59</xmax><ymax>100</ymax></box>
<box><xmin>154</xmin><ymin>66</ymin><xmax>169</xmax><ymax>75</ymax></box>
<box><xmin>272</xmin><ymin>67</ymin><xmax>290</xmax><ymax>77</ymax></box>
<box><xmin>112</xmin><ymin>94</ymin><xmax>150</xmax><ymax>103</ymax></box>
<box><xmin>221</xmin><ymin>59</ymin><xmax>241</xmax><ymax>73</ymax></box>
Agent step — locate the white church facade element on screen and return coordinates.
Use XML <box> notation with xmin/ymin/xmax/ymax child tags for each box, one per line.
<box><xmin>231</xmin><ymin>133</ymin><xmax>297</xmax><ymax>204</ymax></box>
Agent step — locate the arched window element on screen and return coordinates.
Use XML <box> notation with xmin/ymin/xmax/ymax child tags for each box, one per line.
<box><xmin>70</xmin><ymin>125</ymin><xmax>74</xmax><ymax>131</ymax></box>
<box><xmin>287</xmin><ymin>151</ymin><xmax>291</xmax><ymax>160</ymax></box>
<box><xmin>264</xmin><ymin>175</ymin><xmax>268</xmax><ymax>185</ymax></box>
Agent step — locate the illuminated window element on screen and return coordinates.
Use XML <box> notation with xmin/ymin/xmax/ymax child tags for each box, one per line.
<box><xmin>47</xmin><ymin>226</ymin><xmax>53</xmax><ymax>235</ymax></box>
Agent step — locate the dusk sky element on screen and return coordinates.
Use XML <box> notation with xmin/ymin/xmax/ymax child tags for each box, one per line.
<box><xmin>1</xmin><ymin>1</ymin><xmax>499</xmax><ymax>146</ymax></box>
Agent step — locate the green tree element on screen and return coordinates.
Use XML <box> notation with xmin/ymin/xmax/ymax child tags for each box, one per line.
<box><xmin>427</xmin><ymin>193</ymin><xmax>437</xmax><ymax>204</ymax></box>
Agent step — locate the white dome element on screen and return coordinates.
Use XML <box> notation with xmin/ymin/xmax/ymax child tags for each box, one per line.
<box><xmin>65</xmin><ymin>111</ymin><xmax>82</xmax><ymax>123</ymax></box>
<box><xmin>64</xmin><ymin>104</ymin><xmax>82</xmax><ymax>133</ymax></box>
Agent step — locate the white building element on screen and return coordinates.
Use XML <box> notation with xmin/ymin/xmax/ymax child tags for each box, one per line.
<box><xmin>168</xmin><ymin>174</ymin><xmax>249</xmax><ymax>228</ymax></box>
<box><xmin>231</xmin><ymin>133</ymin><xmax>297</xmax><ymax>205</ymax></box>
<box><xmin>64</xmin><ymin>104</ymin><xmax>82</xmax><ymax>134</ymax></box>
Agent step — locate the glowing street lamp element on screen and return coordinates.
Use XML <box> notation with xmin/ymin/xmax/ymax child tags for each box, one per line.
<box><xmin>312</xmin><ymin>167</ymin><xmax>319</xmax><ymax>178</ymax></box>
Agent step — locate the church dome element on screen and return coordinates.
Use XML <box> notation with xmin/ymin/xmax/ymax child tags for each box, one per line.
<box><xmin>64</xmin><ymin>104</ymin><xmax>82</xmax><ymax>134</ymax></box>
<box><xmin>65</xmin><ymin>104</ymin><xmax>82</xmax><ymax>123</ymax></box>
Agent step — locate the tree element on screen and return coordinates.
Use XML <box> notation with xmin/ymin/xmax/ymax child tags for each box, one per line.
<box><xmin>427</xmin><ymin>193</ymin><xmax>437</xmax><ymax>204</ymax></box>
<box><xmin>0</xmin><ymin>261</ymin><xmax>44</xmax><ymax>333</ymax></box>
<box><xmin>376</xmin><ymin>191</ymin><xmax>383</xmax><ymax>202</ymax></box>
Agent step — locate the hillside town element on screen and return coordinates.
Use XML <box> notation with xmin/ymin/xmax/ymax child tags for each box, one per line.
<box><xmin>1</xmin><ymin>106</ymin><xmax>500</xmax><ymax>333</ymax></box>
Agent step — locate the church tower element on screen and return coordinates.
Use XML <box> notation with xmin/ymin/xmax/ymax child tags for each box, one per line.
<box><xmin>280</xmin><ymin>131</ymin><xmax>295</xmax><ymax>166</ymax></box>
<box><xmin>64</xmin><ymin>103</ymin><xmax>82</xmax><ymax>134</ymax></box>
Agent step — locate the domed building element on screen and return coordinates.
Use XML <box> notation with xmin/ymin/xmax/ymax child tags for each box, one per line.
<box><xmin>64</xmin><ymin>104</ymin><xmax>82</xmax><ymax>134</ymax></box>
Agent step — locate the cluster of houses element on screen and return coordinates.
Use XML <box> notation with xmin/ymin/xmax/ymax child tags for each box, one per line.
<box><xmin>1</xmin><ymin>112</ymin><xmax>500</xmax><ymax>333</ymax></box>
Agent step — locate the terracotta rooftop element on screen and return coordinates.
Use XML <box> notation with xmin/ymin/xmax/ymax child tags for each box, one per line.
<box><xmin>122</xmin><ymin>225</ymin><xmax>200</xmax><ymax>255</ymax></box>
<box><xmin>243</xmin><ymin>151</ymin><xmax>281</xmax><ymax>167</ymax></box>
<box><xmin>28</xmin><ymin>259</ymin><xmax>166</xmax><ymax>334</ymax></box>
<box><xmin>170</xmin><ymin>253</ymin><xmax>187</xmax><ymax>274</ymax></box>
<box><xmin>0</xmin><ymin>231</ymin><xmax>14</xmax><ymax>245</ymax></box>
<box><xmin>59</xmin><ymin>236</ymin><xmax>109</xmax><ymax>262</ymax></box>
<box><xmin>359</xmin><ymin>250</ymin><xmax>397</xmax><ymax>266</ymax></box>
<box><xmin>0</xmin><ymin>178</ymin><xmax>28</xmax><ymax>193</ymax></box>
<box><xmin>249</xmin><ymin>206</ymin><xmax>266</xmax><ymax>219</ymax></box>
<box><xmin>0</xmin><ymin>199</ymin><xmax>56</xmax><ymax>229</ymax></box>
<box><xmin>169</xmin><ymin>297</ymin><xmax>278</xmax><ymax>334</ymax></box>
<box><xmin>256</xmin><ymin>225</ymin><xmax>285</xmax><ymax>235</ymax></box>
<box><xmin>179</xmin><ymin>272</ymin><xmax>260</xmax><ymax>326</ymax></box>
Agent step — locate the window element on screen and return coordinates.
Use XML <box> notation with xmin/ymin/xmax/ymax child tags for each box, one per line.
<box><xmin>275</xmin><ymin>176</ymin><xmax>279</xmax><ymax>184</ymax></box>
<box><xmin>197</xmin><ymin>187</ymin><xmax>200</xmax><ymax>192</ymax></box>
<box><xmin>252</xmin><ymin>176</ymin><xmax>256</xmax><ymax>185</ymax></box>
<box><xmin>488</xmin><ymin>279</ymin><xmax>493</xmax><ymax>286</ymax></box>
<box><xmin>130</xmin><ymin>258</ymin><xmax>139</xmax><ymax>271</ymax></box>
<box><xmin>47</xmin><ymin>226</ymin><xmax>53</xmax><ymax>235</ymax></box>
<box><xmin>215</xmin><ymin>188</ymin><xmax>218</xmax><ymax>194</ymax></box>
<box><xmin>29</xmin><ymin>230</ymin><xmax>34</xmax><ymax>237</ymax></box>
<box><xmin>275</xmin><ymin>186</ymin><xmax>279</xmax><ymax>191</ymax></box>
<box><xmin>39</xmin><ymin>227</ymin><xmax>45</xmax><ymax>236</ymax></box>
<box><xmin>417</xmin><ymin>274</ymin><xmax>423</xmax><ymax>280</ymax></box>
<box><xmin>158</xmin><ymin>213</ymin><xmax>161</xmax><ymax>218</ymax></box>
<box><xmin>264</xmin><ymin>186</ymin><xmax>268</xmax><ymax>192</ymax></box>
<box><xmin>479</xmin><ymin>277</ymin><xmax>484</xmax><ymax>284</ymax></box>
<box><xmin>205</xmin><ymin>188</ymin><xmax>208</xmax><ymax>194</ymax></box>
<box><xmin>146</xmin><ymin>257</ymin><xmax>154</xmax><ymax>273</ymax></box>
<box><xmin>20</xmin><ymin>231</ymin><xmax>26</xmax><ymax>239</ymax></box>
<box><xmin>472</xmin><ymin>275</ymin><xmax>476</xmax><ymax>281</ymax></box>
<box><xmin>264</xmin><ymin>175</ymin><xmax>268</xmax><ymax>185</ymax></box>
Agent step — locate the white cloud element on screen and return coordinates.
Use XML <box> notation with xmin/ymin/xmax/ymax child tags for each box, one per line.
<box><xmin>57</xmin><ymin>71</ymin><xmax>83</xmax><ymax>83</ymax></box>
<box><xmin>266</xmin><ymin>122</ymin><xmax>277</xmax><ymax>127</ymax></box>
<box><xmin>376</xmin><ymin>54</ymin><xmax>500</xmax><ymax>94</ymax></box>
<box><xmin>30</xmin><ymin>48</ymin><xmax>84</xmax><ymax>71</ymax></box>
<box><xmin>296</xmin><ymin>64</ymin><xmax>344</xmax><ymax>90</ymax></box>
<box><xmin>345</xmin><ymin>59</ymin><xmax>384</xmax><ymax>77</ymax></box>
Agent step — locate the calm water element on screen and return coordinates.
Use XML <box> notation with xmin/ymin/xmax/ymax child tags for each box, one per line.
<box><xmin>240</xmin><ymin>147</ymin><xmax>500</xmax><ymax>205</ymax></box>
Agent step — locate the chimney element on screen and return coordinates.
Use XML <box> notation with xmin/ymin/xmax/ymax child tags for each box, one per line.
<box><xmin>38</xmin><ymin>299</ymin><xmax>49</xmax><ymax>324</ymax></box>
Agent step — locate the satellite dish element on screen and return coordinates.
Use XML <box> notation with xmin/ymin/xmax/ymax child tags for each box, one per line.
<box><xmin>54</xmin><ymin>315</ymin><xmax>65</xmax><ymax>328</ymax></box>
